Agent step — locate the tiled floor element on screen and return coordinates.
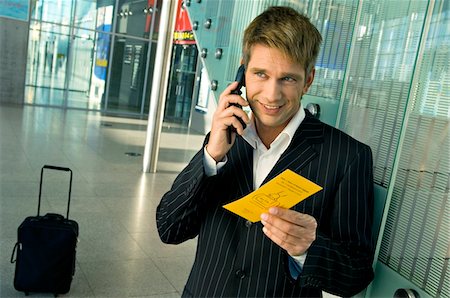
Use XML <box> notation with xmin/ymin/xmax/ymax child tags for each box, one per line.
<box><xmin>0</xmin><ymin>104</ymin><xmax>204</xmax><ymax>297</ymax></box>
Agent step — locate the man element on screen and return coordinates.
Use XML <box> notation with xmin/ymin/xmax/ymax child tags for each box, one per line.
<box><xmin>157</xmin><ymin>6</ymin><xmax>374</xmax><ymax>297</ymax></box>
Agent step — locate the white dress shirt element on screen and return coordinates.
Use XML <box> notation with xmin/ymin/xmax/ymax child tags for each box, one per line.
<box><xmin>203</xmin><ymin>103</ymin><xmax>307</xmax><ymax>268</ymax></box>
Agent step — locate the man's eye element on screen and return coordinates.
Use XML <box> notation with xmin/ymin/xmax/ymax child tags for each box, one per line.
<box><xmin>256</xmin><ymin>72</ymin><xmax>266</xmax><ymax>78</ymax></box>
<box><xmin>282</xmin><ymin>77</ymin><xmax>296</xmax><ymax>82</ymax></box>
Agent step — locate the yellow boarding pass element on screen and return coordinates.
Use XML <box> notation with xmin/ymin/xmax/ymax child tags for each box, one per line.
<box><xmin>223</xmin><ymin>169</ymin><xmax>322</xmax><ymax>222</ymax></box>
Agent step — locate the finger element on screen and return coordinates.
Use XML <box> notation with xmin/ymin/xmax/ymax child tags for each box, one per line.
<box><xmin>218</xmin><ymin>82</ymin><xmax>239</xmax><ymax>108</ymax></box>
<box><xmin>220</xmin><ymin>95</ymin><xmax>248</xmax><ymax>112</ymax></box>
<box><xmin>215</xmin><ymin>105</ymin><xmax>248</xmax><ymax>126</ymax></box>
<box><xmin>228</xmin><ymin>105</ymin><xmax>250</xmax><ymax>124</ymax></box>
<box><xmin>218</xmin><ymin>82</ymin><xmax>248</xmax><ymax>109</ymax></box>
<box><xmin>228</xmin><ymin>116</ymin><xmax>247</xmax><ymax>135</ymax></box>
<box><xmin>261</xmin><ymin>210</ymin><xmax>315</xmax><ymax>255</ymax></box>
<box><xmin>261</xmin><ymin>219</ymin><xmax>296</xmax><ymax>246</ymax></box>
<box><xmin>262</xmin><ymin>225</ymin><xmax>310</xmax><ymax>256</ymax></box>
<box><xmin>268</xmin><ymin>207</ymin><xmax>317</xmax><ymax>229</ymax></box>
<box><xmin>261</xmin><ymin>214</ymin><xmax>312</xmax><ymax>242</ymax></box>
<box><xmin>215</xmin><ymin>102</ymin><xmax>249</xmax><ymax>130</ymax></box>
<box><xmin>261</xmin><ymin>209</ymin><xmax>317</xmax><ymax>244</ymax></box>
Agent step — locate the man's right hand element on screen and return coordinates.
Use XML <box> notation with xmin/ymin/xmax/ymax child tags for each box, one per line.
<box><xmin>206</xmin><ymin>81</ymin><xmax>250</xmax><ymax>162</ymax></box>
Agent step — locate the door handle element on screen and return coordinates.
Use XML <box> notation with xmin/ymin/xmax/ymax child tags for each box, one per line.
<box><xmin>394</xmin><ymin>288</ymin><xmax>420</xmax><ymax>298</ymax></box>
<box><xmin>306</xmin><ymin>103</ymin><xmax>320</xmax><ymax>118</ymax></box>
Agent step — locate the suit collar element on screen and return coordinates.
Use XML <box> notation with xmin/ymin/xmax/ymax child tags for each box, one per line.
<box><xmin>242</xmin><ymin>105</ymin><xmax>306</xmax><ymax>150</ymax></box>
<box><xmin>230</xmin><ymin>111</ymin><xmax>325</xmax><ymax>191</ymax></box>
<box><xmin>261</xmin><ymin>112</ymin><xmax>324</xmax><ymax>185</ymax></box>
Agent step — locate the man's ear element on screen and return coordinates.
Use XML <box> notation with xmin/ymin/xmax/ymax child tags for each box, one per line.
<box><xmin>303</xmin><ymin>68</ymin><xmax>315</xmax><ymax>93</ymax></box>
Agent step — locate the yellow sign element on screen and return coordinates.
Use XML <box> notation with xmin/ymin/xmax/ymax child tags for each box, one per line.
<box><xmin>96</xmin><ymin>59</ymin><xmax>108</xmax><ymax>67</ymax></box>
<box><xmin>223</xmin><ymin>169</ymin><xmax>322</xmax><ymax>222</ymax></box>
<box><xmin>174</xmin><ymin>31</ymin><xmax>194</xmax><ymax>41</ymax></box>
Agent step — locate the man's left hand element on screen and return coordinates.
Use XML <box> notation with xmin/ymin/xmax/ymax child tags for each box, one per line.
<box><xmin>260</xmin><ymin>207</ymin><xmax>317</xmax><ymax>256</ymax></box>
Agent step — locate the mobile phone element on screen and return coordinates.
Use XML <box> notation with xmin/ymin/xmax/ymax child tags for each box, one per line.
<box><xmin>227</xmin><ymin>65</ymin><xmax>247</xmax><ymax>144</ymax></box>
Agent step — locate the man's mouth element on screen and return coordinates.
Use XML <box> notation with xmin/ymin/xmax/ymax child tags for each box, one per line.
<box><xmin>262</xmin><ymin>103</ymin><xmax>283</xmax><ymax>110</ymax></box>
<box><xmin>264</xmin><ymin>105</ymin><xmax>281</xmax><ymax>110</ymax></box>
<box><xmin>250</xmin><ymin>99</ymin><xmax>285</xmax><ymax>113</ymax></box>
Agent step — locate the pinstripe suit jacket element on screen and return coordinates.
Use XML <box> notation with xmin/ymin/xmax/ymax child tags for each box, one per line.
<box><xmin>157</xmin><ymin>111</ymin><xmax>375</xmax><ymax>297</ymax></box>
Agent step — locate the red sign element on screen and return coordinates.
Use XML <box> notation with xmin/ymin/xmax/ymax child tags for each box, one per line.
<box><xmin>174</xmin><ymin>0</ymin><xmax>195</xmax><ymax>45</ymax></box>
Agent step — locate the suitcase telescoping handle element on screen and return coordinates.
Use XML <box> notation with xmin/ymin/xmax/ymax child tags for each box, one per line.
<box><xmin>38</xmin><ymin>165</ymin><xmax>73</xmax><ymax>219</ymax></box>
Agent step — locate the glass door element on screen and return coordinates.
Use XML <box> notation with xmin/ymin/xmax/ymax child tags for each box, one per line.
<box><xmin>25</xmin><ymin>0</ymin><xmax>161</xmax><ymax>117</ymax></box>
<box><xmin>104</xmin><ymin>0</ymin><xmax>160</xmax><ymax>115</ymax></box>
<box><xmin>25</xmin><ymin>21</ymin><xmax>71</xmax><ymax>106</ymax></box>
<box><xmin>25</xmin><ymin>0</ymin><xmax>74</xmax><ymax>106</ymax></box>
<box><xmin>105</xmin><ymin>38</ymin><xmax>155</xmax><ymax>114</ymax></box>
<box><xmin>66</xmin><ymin>31</ymin><xmax>96</xmax><ymax>109</ymax></box>
<box><xmin>66</xmin><ymin>1</ymin><xmax>113</xmax><ymax>110</ymax></box>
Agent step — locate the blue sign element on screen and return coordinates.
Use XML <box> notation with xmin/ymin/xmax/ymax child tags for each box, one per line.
<box><xmin>0</xmin><ymin>0</ymin><xmax>30</xmax><ymax>21</ymax></box>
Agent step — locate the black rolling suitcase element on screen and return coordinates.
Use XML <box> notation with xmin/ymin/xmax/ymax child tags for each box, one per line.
<box><xmin>11</xmin><ymin>165</ymin><xmax>79</xmax><ymax>296</ymax></box>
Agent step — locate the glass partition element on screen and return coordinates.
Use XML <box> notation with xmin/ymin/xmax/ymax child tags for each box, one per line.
<box><xmin>32</xmin><ymin>0</ymin><xmax>74</xmax><ymax>26</ymax></box>
<box><xmin>66</xmin><ymin>31</ymin><xmax>96</xmax><ymax>109</ymax></box>
<box><xmin>25</xmin><ymin>22</ymin><xmax>70</xmax><ymax>106</ymax></box>
<box><xmin>337</xmin><ymin>0</ymin><xmax>449</xmax><ymax>297</ymax></box>
<box><xmin>377</xmin><ymin>1</ymin><xmax>450</xmax><ymax>296</ymax></box>
<box><xmin>186</xmin><ymin>0</ymin><xmax>449</xmax><ymax>297</ymax></box>
<box><xmin>105</xmin><ymin>38</ymin><xmax>156</xmax><ymax>114</ymax></box>
<box><xmin>306</xmin><ymin>1</ymin><xmax>359</xmax><ymax>100</ymax></box>
<box><xmin>338</xmin><ymin>0</ymin><xmax>429</xmax><ymax>186</ymax></box>
<box><xmin>25</xmin><ymin>0</ymin><xmax>161</xmax><ymax>116</ymax></box>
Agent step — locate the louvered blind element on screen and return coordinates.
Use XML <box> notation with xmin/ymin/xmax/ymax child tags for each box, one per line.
<box><xmin>379</xmin><ymin>2</ymin><xmax>450</xmax><ymax>296</ymax></box>
<box><xmin>338</xmin><ymin>1</ymin><xmax>449</xmax><ymax>297</ymax></box>
<box><xmin>306</xmin><ymin>0</ymin><xmax>358</xmax><ymax>101</ymax></box>
<box><xmin>339</xmin><ymin>1</ymin><xmax>428</xmax><ymax>186</ymax></box>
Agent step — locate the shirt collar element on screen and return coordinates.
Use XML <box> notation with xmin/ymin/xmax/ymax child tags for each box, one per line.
<box><xmin>242</xmin><ymin>102</ymin><xmax>305</xmax><ymax>150</ymax></box>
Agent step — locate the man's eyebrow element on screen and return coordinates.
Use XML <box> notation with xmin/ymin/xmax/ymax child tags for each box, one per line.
<box><xmin>248</xmin><ymin>67</ymin><xmax>266</xmax><ymax>73</ymax></box>
<box><xmin>248</xmin><ymin>67</ymin><xmax>304</xmax><ymax>81</ymax></box>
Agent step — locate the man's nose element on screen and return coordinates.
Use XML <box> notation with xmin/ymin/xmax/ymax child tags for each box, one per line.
<box><xmin>264</xmin><ymin>79</ymin><xmax>282</xmax><ymax>102</ymax></box>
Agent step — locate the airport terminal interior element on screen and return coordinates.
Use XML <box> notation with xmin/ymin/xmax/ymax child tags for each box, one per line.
<box><xmin>0</xmin><ymin>0</ymin><xmax>449</xmax><ymax>297</ymax></box>
<box><xmin>0</xmin><ymin>104</ymin><xmax>201</xmax><ymax>297</ymax></box>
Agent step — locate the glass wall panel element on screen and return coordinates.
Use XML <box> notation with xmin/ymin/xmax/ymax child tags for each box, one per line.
<box><xmin>105</xmin><ymin>0</ymin><xmax>161</xmax><ymax>115</ymax></box>
<box><xmin>105</xmin><ymin>37</ymin><xmax>153</xmax><ymax>114</ymax></box>
<box><xmin>116</xmin><ymin>0</ymin><xmax>157</xmax><ymax>38</ymax></box>
<box><xmin>32</xmin><ymin>0</ymin><xmax>74</xmax><ymax>26</ymax></box>
<box><xmin>74</xmin><ymin>0</ymin><xmax>116</xmax><ymax>32</ymax></box>
<box><xmin>164</xmin><ymin>44</ymin><xmax>198</xmax><ymax>124</ymax></box>
<box><xmin>25</xmin><ymin>0</ymin><xmax>161</xmax><ymax>116</ymax></box>
<box><xmin>338</xmin><ymin>0</ymin><xmax>429</xmax><ymax>187</ymax></box>
<box><xmin>378</xmin><ymin>1</ymin><xmax>450</xmax><ymax>297</ymax></box>
<box><xmin>86</xmin><ymin>29</ymin><xmax>113</xmax><ymax>109</ymax></box>
<box><xmin>66</xmin><ymin>5</ymin><xmax>114</xmax><ymax>110</ymax></box>
<box><xmin>186</xmin><ymin>1</ymin><xmax>449</xmax><ymax>296</ymax></box>
<box><xmin>25</xmin><ymin>22</ymin><xmax>71</xmax><ymax>106</ymax></box>
<box><xmin>66</xmin><ymin>30</ymin><xmax>96</xmax><ymax>109</ymax></box>
<box><xmin>306</xmin><ymin>0</ymin><xmax>358</xmax><ymax>100</ymax></box>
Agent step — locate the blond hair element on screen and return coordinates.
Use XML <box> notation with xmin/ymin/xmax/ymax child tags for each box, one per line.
<box><xmin>243</xmin><ymin>6</ymin><xmax>322</xmax><ymax>76</ymax></box>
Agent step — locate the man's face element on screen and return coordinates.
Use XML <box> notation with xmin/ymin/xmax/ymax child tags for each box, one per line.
<box><xmin>245</xmin><ymin>44</ymin><xmax>314</xmax><ymax>138</ymax></box>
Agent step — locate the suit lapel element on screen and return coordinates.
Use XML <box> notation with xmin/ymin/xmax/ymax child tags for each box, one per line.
<box><xmin>262</xmin><ymin>114</ymin><xmax>324</xmax><ymax>185</ymax></box>
<box><xmin>230</xmin><ymin>136</ymin><xmax>254</xmax><ymax>194</ymax></box>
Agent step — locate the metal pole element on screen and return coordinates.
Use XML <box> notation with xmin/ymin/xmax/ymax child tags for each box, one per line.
<box><xmin>140</xmin><ymin>0</ymin><xmax>159</xmax><ymax>115</ymax></box>
<box><xmin>143</xmin><ymin>0</ymin><xmax>177</xmax><ymax>173</ymax></box>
